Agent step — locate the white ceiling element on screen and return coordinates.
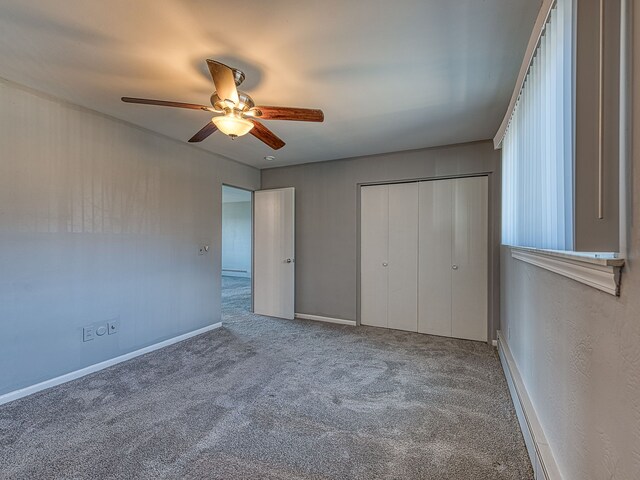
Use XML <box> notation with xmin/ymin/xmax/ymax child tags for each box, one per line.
<box><xmin>0</xmin><ymin>0</ymin><xmax>539</xmax><ymax>168</ymax></box>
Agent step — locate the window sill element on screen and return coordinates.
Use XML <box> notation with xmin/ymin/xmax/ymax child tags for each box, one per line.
<box><xmin>509</xmin><ymin>246</ymin><xmax>624</xmax><ymax>296</ymax></box>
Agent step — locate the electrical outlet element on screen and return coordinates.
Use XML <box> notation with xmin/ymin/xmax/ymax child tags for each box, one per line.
<box><xmin>84</xmin><ymin>319</ymin><xmax>119</xmax><ymax>342</ymax></box>
<box><xmin>83</xmin><ymin>326</ymin><xmax>95</xmax><ymax>342</ymax></box>
<box><xmin>107</xmin><ymin>320</ymin><xmax>119</xmax><ymax>335</ymax></box>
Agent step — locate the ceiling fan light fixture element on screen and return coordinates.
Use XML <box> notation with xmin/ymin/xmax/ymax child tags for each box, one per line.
<box><xmin>212</xmin><ymin>115</ymin><xmax>254</xmax><ymax>138</ymax></box>
<box><xmin>122</xmin><ymin>60</ymin><xmax>323</xmax><ymax>149</ymax></box>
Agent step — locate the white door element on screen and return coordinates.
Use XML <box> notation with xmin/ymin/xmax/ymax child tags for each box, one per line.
<box><xmin>418</xmin><ymin>176</ymin><xmax>488</xmax><ymax>342</ymax></box>
<box><xmin>451</xmin><ymin>176</ymin><xmax>488</xmax><ymax>342</ymax></box>
<box><xmin>253</xmin><ymin>187</ymin><xmax>295</xmax><ymax>319</ymax></box>
<box><xmin>360</xmin><ymin>183</ymin><xmax>418</xmax><ymax>331</ymax></box>
<box><xmin>361</xmin><ymin>177</ymin><xmax>487</xmax><ymax>341</ymax></box>
<box><xmin>418</xmin><ymin>179</ymin><xmax>454</xmax><ymax>337</ymax></box>
<box><xmin>387</xmin><ymin>183</ymin><xmax>418</xmax><ymax>332</ymax></box>
<box><xmin>360</xmin><ymin>184</ymin><xmax>388</xmax><ymax>328</ymax></box>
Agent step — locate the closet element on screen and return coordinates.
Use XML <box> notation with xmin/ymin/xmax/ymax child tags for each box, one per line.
<box><xmin>360</xmin><ymin>176</ymin><xmax>488</xmax><ymax>342</ymax></box>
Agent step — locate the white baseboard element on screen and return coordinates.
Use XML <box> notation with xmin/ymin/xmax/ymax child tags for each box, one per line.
<box><xmin>497</xmin><ymin>331</ymin><xmax>562</xmax><ymax>480</ymax></box>
<box><xmin>0</xmin><ymin>322</ymin><xmax>222</xmax><ymax>406</ymax></box>
<box><xmin>295</xmin><ymin>313</ymin><xmax>356</xmax><ymax>326</ymax></box>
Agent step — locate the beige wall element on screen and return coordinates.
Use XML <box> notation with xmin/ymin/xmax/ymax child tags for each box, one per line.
<box><xmin>499</xmin><ymin>2</ymin><xmax>639</xmax><ymax>477</ymax></box>
<box><xmin>262</xmin><ymin>141</ymin><xmax>502</xmax><ymax>339</ymax></box>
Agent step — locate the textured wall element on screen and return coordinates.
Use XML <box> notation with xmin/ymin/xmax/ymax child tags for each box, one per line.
<box><xmin>499</xmin><ymin>4</ymin><xmax>640</xmax><ymax>477</ymax></box>
<box><xmin>262</xmin><ymin>141</ymin><xmax>501</xmax><ymax>338</ymax></box>
<box><xmin>501</xmin><ymin>245</ymin><xmax>640</xmax><ymax>478</ymax></box>
<box><xmin>0</xmin><ymin>79</ymin><xmax>259</xmax><ymax>396</ymax></box>
<box><xmin>222</xmin><ymin>201</ymin><xmax>252</xmax><ymax>277</ymax></box>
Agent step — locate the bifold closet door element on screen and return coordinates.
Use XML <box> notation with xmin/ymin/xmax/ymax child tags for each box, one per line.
<box><xmin>418</xmin><ymin>176</ymin><xmax>488</xmax><ymax>342</ymax></box>
<box><xmin>360</xmin><ymin>183</ymin><xmax>418</xmax><ymax>331</ymax></box>
<box><xmin>362</xmin><ymin>178</ymin><xmax>485</xmax><ymax>340</ymax></box>
<box><xmin>418</xmin><ymin>179</ymin><xmax>454</xmax><ymax>337</ymax></box>
<box><xmin>387</xmin><ymin>183</ymin><xmax>418</xmax><ymax>331</ymax></box>
<box><xmin>451</xmin><ymin>176</ymin><xmax>488</xmax><ymax>342</ymax></box>
<box><xmin>360</xmin><ymin>184</ymin><xmax>388</xmax><ymax>328</ymax></box>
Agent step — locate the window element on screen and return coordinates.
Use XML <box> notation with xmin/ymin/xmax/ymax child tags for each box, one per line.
<box><xmin>496</xmin><ymin>0</ymin><xmax>627</xmax><ymax>295</ymax></box>
<box><xmin>501</xmin><ymin>0</ymin><xmax>574</xmax><ymax>250</ymax></box>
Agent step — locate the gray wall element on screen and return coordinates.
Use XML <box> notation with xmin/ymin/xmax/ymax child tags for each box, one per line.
<box><xmin>261</xmin><ymin>141</ymin><xmax>501</xmax><ymax>338</ymax></box>
<box><xmin>499</xmin><ymin>4</ymin><xmax>639</xmax><ymax>477</ymax></box>
<box><xmin>0</xmin><ymin>79</ymin><xmax>260</xmax><ymax>396</ymax></box>
<box><xmin>222</xmin><ymin>201</ymin><xmax>252</xmax><ymax>278</ymax></box>
<box><xmin>574</xmin><ymin>0</ymin><xmax>621</xmax><ymax>252</ymax></box>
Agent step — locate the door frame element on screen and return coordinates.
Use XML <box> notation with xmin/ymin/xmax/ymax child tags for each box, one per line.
<box><xmin>356</xmin><ymin>172</ymin><xmax>496</xmax><ymax>344</ymax></box>
<box><xmin>221</xmin><ymin>183</ymin><xmax>255</xmax><ymax>312</ymax></box>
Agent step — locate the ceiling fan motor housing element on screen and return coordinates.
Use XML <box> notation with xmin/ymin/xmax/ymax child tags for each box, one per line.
<box><xmin>210</xmin><ymin>91</ymin><xmax>255</xmax><ymax>112</ymax></box>
<box><xmin>231</xmin><ymin>67</ymin><xmax>245</xmax><ymax>87</ymax></box>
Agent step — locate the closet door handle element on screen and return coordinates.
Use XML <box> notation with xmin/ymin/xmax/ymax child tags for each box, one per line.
<box><xmin>382</xmin><ymin>262</ymin><xmax>388</xmax><ymax>267</ymax></box>
<box><xmin>452</xmin><ymin>265</ymin><xmax>458</xmax><ymax>270</ymax></box>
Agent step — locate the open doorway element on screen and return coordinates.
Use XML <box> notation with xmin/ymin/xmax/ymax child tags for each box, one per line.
<box><xmin>221</xmin><ymin>185</ymin><xmax>252</xmax><ymax>317</ymax></box>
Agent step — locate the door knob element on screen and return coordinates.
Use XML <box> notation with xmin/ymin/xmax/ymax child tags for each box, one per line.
<box><xmin>452</xmin><ymin>265</ymin><xmax>458</xmax><ymax>270</ymax></box>
<box><xmin>286</xmin><ymin>258</ymin><xmax>293</xmax><ymax>263</ymax></box>
<box><xmin>382</xmin><ymin>262</ymin><xmax>388</xmax><ymax>267</ymax></box>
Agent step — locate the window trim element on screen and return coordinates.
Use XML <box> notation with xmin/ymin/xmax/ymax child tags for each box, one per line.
<box><xmin>508</xmin><ymin>246</ymin><xmax>624</xmax><ymax>295</ymax></box>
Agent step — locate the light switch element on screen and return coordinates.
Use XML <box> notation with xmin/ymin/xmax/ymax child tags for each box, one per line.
<box><xmin>83</xmin><ymin>326</ymin><xmax>95</xmax><ymax>342</ymax></box>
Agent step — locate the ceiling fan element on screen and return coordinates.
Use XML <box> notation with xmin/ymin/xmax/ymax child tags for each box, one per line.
<box><xmin>122</xmin><ymin>59</ymin><xmax>324</xmax><ymax>150</ymax></box>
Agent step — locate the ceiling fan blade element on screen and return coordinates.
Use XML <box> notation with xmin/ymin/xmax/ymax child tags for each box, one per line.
<box><xmin>121</xmin><ymin>97</ymin><xmax>212</xmax><ymax>111</ymax></box>
<box><xmin>188</xmin><ymin>122</ymin><xmax>218</xmax><ymax>143</ymax></box>
<box><xmin>254</xmin><ymin>106</ymin><xmax>324</xmax><ymax>122</ymax></box>
<box><xmin>206</xmin><ymin>60</ymin><xmax>240</xmax><ymax>106</ymax></box>
<box><xmin>248</xmin><ymin>119</ymin><xmax>286</xmax><ymax>150</ymax></box>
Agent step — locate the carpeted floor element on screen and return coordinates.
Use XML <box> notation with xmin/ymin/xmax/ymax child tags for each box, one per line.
<box><xmin>0</xmin><ymin>276</ymin><xmax>533</xmax><ymax>479</ymax></box>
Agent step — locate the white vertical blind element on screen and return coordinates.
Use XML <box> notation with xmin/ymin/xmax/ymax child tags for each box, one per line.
<box><xmin>502</xmin><ymin>0</ymin><xmax>574</xmax><ymax>250</ymax></box>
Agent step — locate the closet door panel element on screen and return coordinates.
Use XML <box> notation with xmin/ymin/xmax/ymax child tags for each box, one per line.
<box><xmin>418</xmin><ymin>179</ymin><xmax>454</xmax><ymax>337</ymax></box>
<box><xmin>388</xmin><ymin>183</ymin><xmax>419</xmax><ymax>332</ymax></box>
<box><xmin>360</xmin><ymin>185</ymin><xmax>389</xmax><ymax>328</ymax></box>
<box><xmin>451</xmin><ymin>176</ymin><xmax>488</xmax><ymax>342</ymax></box>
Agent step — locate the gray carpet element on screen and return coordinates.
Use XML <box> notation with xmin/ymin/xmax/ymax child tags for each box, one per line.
<box><xmin>0</xmin><ymin>276</ymin><xmax>533</xmax><ymax>479</ymax></box>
